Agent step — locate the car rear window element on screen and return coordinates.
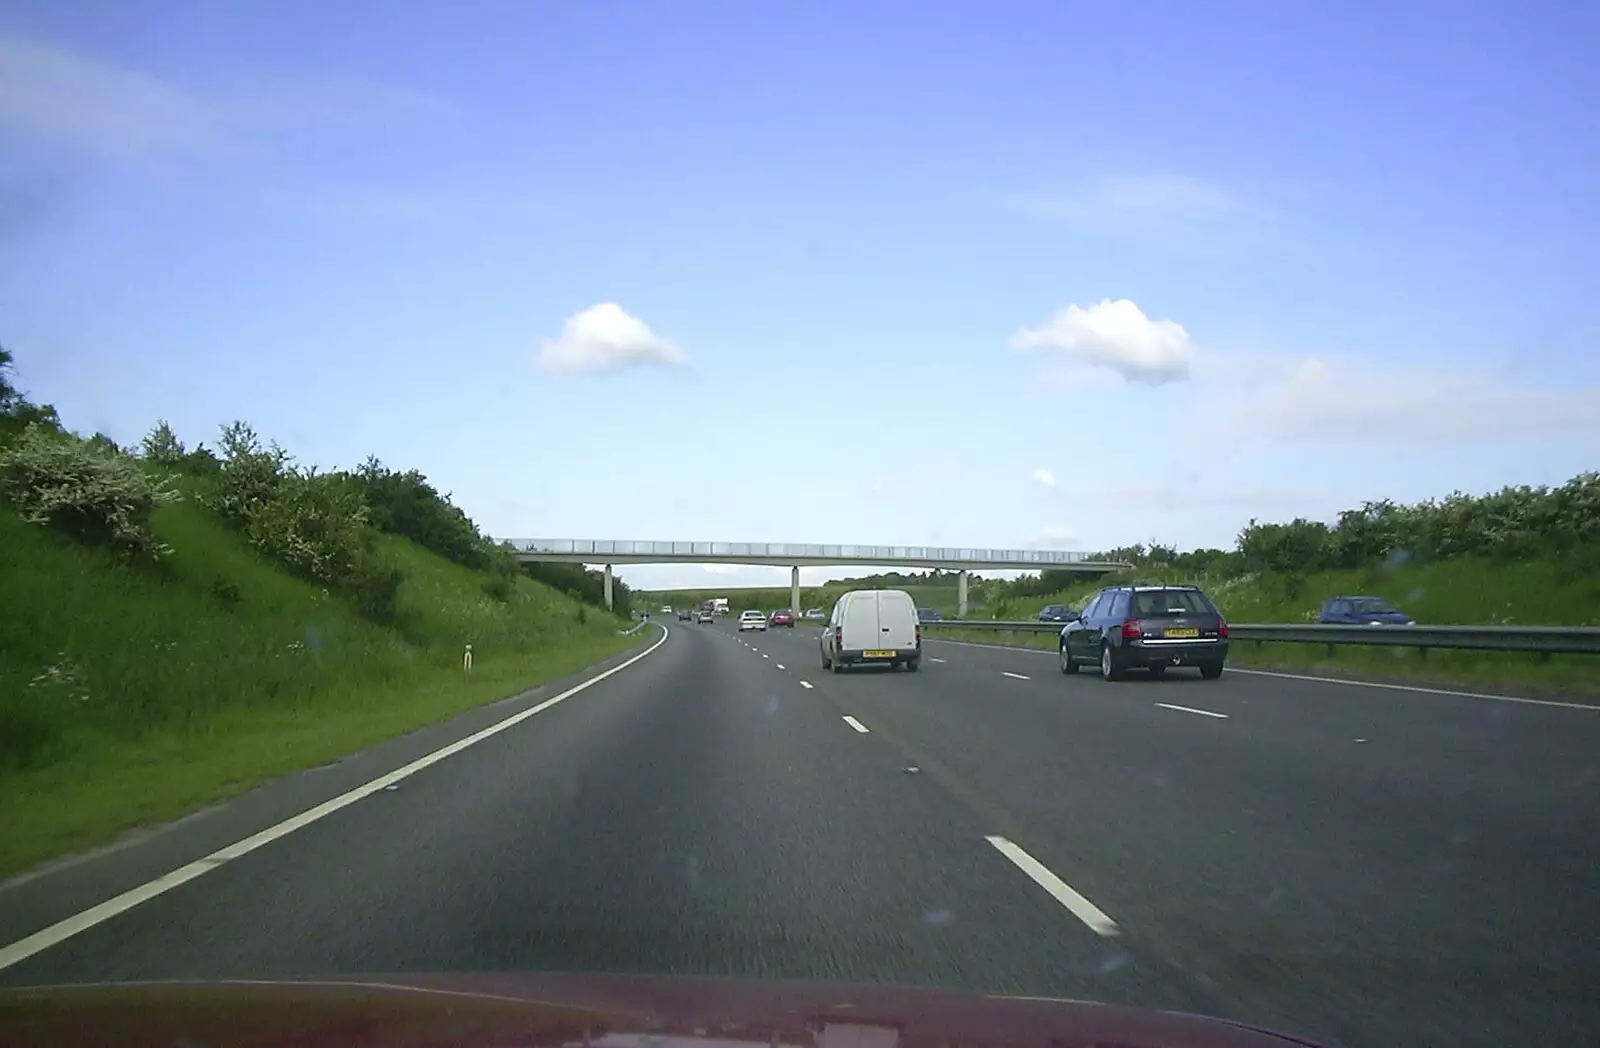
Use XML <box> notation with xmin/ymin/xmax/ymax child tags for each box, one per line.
<box><xmin>1130</xmin><ymin>590</ymin><xmax>1214</xmax><ymax>617</ymax></box>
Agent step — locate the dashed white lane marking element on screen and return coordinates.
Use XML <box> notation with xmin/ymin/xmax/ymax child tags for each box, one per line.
<box><xmin>0</xmin><ymin>622</ymin><xmax>674</xmax><ymax>973</ymax></box>
<box><xmin>929</xmin><ymin>657</ymin><xmax>947</xmax><ymax>664</ymax></box>
<box><xmin>1155</xmin><ymin>702</ymin><xmax>1229</xmax><ymax>719</ymax></box>
<box><xmin>1001</xmin><ymin>671</ymin><xmax>1031</xmax><ymax>680</ymax></box>
<box><xmin>775</xmin><ymin>663</ymin><xmax>785</xmax><ymax>670</ymax></box>
<box><xmin>800</xmin><ymin>681</ymin><xmax>814</xmax><ymax>689</ymax></box>
<box><xmin>985</xmin><ymin>835</ymin><xmax>1120</xmax><ymax>938</ymax></box>
<box><xmin>761</xmin><ymin>653</ymin><xmax>770</xmax><ymax>659</ymax></box>
<box><xmin>841</xmin><ymin>715</ymin><xmax>870</xmax><ymax>733</ymax></box>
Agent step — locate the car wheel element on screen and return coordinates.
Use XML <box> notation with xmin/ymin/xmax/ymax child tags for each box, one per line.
<box><xmin>1148</xmin><ymin>665</ymin><xmax>1166</xmax><ymax>680</ymax></box>
<box><xmin>1059</xmin><ymin>643</ymin><xmax>1078</xmax><ymax>675</ymax></box>
<box><xmin>832</xmin><ymin>658</ymin><xmax>845</xmax><ymax>674</ymax></box>
<box><xmin>821</xmin><ymin>649</ymin><xmax>831</xmax><ymax>669</ymax></box>
<box><xmin>1100</xmin><ymin>643</ymin><xmax>1124</xmax><ymax>682</ymax></box>
<box><xmin>1200</xmin><ymin>661</ymin><xmax>1224</xmax><ymax>680</ymax></box>
<box><xmin>905</xmin><ymin>659</ymin><xmax>920</xmax><ymax>672</ymax></box>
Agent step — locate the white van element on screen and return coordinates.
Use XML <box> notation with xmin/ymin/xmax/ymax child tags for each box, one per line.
<box><xmin>819</xmin><ymin>589</ymin><xmax>921</xmax><ymax>672</ymax></box>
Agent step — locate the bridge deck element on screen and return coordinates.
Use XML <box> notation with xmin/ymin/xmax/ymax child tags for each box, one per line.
<box><xmin>505</xmin><ymin>539</ymin><xmax>1130</xmax><ymax>572</ymax></box>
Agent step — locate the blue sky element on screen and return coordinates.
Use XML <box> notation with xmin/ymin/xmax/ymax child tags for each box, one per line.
<box><xmin>3</xmin><ymin>0</ymin><xmax>1597</xmax><ymax>590</ymax></box>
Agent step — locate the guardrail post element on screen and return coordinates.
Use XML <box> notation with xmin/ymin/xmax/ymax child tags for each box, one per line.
<box><xmin>603</xmin><ymin>564</ymin><xmax>613</xmax><ymax>611</ymax></box>
<box><xmin>957</xmin><ymin>570</ymin><xmax>969</xmax><ymax>618</ymax></box>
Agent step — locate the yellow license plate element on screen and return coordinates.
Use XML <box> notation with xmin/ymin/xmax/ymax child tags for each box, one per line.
<box><xmin>864</xmin><ymin>650</ymin><xmax>896</xmax><ymax>659</ymax></box>
<box><xmin>1165</xmin><ymin>628</ymin><xmax>1199</xmax><ymax>638</ymax></box>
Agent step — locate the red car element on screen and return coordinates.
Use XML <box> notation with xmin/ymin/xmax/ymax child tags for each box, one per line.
<box><xmin>769</xmin><ymin>608</ymin><xmax>796</xmax><ymax>627</ymax></box>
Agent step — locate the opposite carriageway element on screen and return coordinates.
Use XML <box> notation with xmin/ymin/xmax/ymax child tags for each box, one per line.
<box><xmin>505</xmin><ymin>539</ymin><xmax>1132</xmax><ymax>613</ymax></box>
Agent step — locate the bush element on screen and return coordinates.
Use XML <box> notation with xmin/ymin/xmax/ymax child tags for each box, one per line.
<box><xmin>209</xmin><ymin>421</ymin><xmax>290</xmax><ymax>528</ymax></box>
<box><xmin>242</xmin><ymin>470</ymin><xmax>372</xmax><ymax>586</ymax></box>
<box><xmin>0</xmin><ymin>425</ymin><xmax>180</xmax><ymax>560</ymax></box>
<box><xmin>483</xmin><ymin>573</ymin><xmax>514</xmax><ymax>602</ymax></box>
<box><xmin>348</xmin><ymin>457</ymin><xmax>488</xmax><ymax>570</ymax></box>
<box><xmin>344</xmin><ymin>554</ymin><xmax>405</xmax><ymax>625</ymax></box>
<box><xmin>208</xmin><ymin>422</ymin><xmax>374</xmax><ymax>588</ymax></box>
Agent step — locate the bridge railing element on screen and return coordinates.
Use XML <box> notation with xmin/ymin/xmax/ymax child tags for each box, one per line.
<box><xmin>505</xmin><ymin>538</ymin><xmax>1113</xmax><ymax>565</ymax></box>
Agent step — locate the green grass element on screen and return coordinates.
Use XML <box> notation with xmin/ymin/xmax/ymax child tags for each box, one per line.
<box><xmin>937</xmin><ymin>557</ymin><xmax>1600</xmax><ymax>694</ymax></box>
<box><xmin>0</xmin><ymin>499</ymin><xmax>644</xmax><ymax>877</ymax></box>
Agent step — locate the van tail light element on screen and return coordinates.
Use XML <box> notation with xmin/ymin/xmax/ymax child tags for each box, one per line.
<box><xmin>1121</xmin><ymin>619</ymin><xmax>1143</xmax><ymax>640</ymax></box>
<box><xmin>1217</xmin><ymin>619</ymin><xmax>1229</xmax><ymax>639</ymax></box>
<box><xmin>915</xmin><ymin>624</ymin><xmax>922</xmax><ymax>648</ymax></box>
<box><xmin>834</xmin><ymin>625</ymin><xmax>843</xmax><ymax>649</ymax></box>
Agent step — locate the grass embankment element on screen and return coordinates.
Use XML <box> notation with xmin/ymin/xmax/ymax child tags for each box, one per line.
<box><xmin>0</xmin><ymin>499</ymin><xmax>642</xmax><ymax>877</ymax></box>
<box><xmin>954</xmin><ymin>558</ymin><xmax>1600</xmax><ymax>694</ymax></box>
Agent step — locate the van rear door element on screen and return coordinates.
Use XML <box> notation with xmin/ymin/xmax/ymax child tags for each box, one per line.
<box><xmin>876</xmin><ymin>590</ymin><xmax>918</xmax><ymax>651</ymax></box>
<box><xmin>840</xmin><ymin>593</ymin><xmax>881</xmax><ymax>653</ymax></box>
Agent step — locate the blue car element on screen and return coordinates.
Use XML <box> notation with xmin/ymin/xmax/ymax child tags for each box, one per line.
<box><xmin>1318</xmin><ymin>596</ymin><xmax>1414</xmax><ymax>626</ymax></box>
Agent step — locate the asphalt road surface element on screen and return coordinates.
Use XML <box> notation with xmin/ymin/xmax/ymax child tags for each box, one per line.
<box><xmin>4</xmin><ymin>619</ymin><xmax>1598</xmax><ymax>1048</ymax></box>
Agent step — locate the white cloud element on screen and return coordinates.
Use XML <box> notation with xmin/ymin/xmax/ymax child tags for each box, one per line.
<box><xmin>1011</xmin><ymin>174</ymin><xmax>1243</xmax><ymax>229</ymax></box>
<box><xmin>1228</xmin><ymin>355</ymin><xmax>1600</xmax><ymax>444</ymax></box>
<box><xmin>0</xmin><ymin>34</ymin><xmax>214</xmax><ymax>156</ymax></box>
<box><xmin>535</xmin><ymin>303</ymin><xmax>688</xmax><ymax>376</ymax></box>
<box><xmin>1026</xmin><ymin>525</ymin><xmax>1078</xmax><ymax>549</ymax></box>
<box><xmin>1030</xmin><ymin>468</ymin><xmax>1056</xmax><ymax>489</ymax></box>
<box><xmin>1011</xmin><ymin>299</ymin><xmax>1193</xmax><ymax>386</ymax></box>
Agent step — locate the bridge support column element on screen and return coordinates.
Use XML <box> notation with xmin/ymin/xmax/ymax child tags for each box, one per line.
<box><xmin>790</xmin><ymin>566</ymin><xmax>800</xmax><ymax>619</ymax></box>
<box><xmin>957</xmin><ymin>570</ymin><xmax>969</xmax><ymax>618</ymax></box>
<box><xmin>603</xmin><ymin>564</ymin><xmax>613</xmax><ymax>611</ymax></box>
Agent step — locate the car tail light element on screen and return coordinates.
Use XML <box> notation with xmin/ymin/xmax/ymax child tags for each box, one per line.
<box><xmin>1121</xmin><ymin>619</ymin><xmax>1143</xmax><ymax>640</ymax></box>
<box><xmin>1217</xmin><ymin>619</ymin><xmax>1229</xmax><ymax>638</ymax></box>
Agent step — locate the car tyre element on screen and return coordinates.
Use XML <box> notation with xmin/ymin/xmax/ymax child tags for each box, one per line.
<box><xmin>1100</xmin><ymin>643</ymin><xmax>1124</xmax><ymax>682</ymax></box>
<box><xmin>905</xmin><ymin>658</ymin><xmax>920</xmax><ymax>672</ymax></box>
<box><xmin>1199</xmin><ymin>661</ymin><xmax>1225</xmax><ymax>680</ymax></box>
<box><xmin>1059</xmin><ymin>643</ymin><xmax>1078</xmax><ymax>675</ymax></box>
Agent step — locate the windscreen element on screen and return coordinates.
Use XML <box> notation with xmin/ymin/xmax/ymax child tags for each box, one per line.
<box><xmin>1130</xmin><ymin>590</ymin><xmax>1214</xmax><ymax>617</ymax></box>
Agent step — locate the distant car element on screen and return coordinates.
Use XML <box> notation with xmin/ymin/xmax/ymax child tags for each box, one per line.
<box><xmin>677</xmin><ymin>609</ymin><xmax>692</xmax><ymax>621</ymax></box>
<box><xmin>769</xmin><ymin>609</ymin><xmax>795</xmax><ymax>628</ymax></box>
<box><xmin>661</xmin><ymin>605</ymin><xmax>672</xmax><ymax>613</ymax></box>
<box><xmin>1318</xmin><ymin>596</ymin><xmax>1414</xmax><ymax>626</ymax></box>
<box><xmin>820</xmin><ymin>589</ymin><xmax>921</xmax><ymax>672</ymax></box>
<box><xmin>1059</xmin><ymin>585</ymin><xmax>1228</xmax><ymax>681</ymax></box>
<box><xmin>738</xmin><ymin>610</ymin><xmax>768</xmax><ymax>632</ymax></box>
<box><xmin>917</xmin><ymin>608</ymin><xmax>943</xmax><ymax>622</ymax></box>
<box><xmin>803</xmin><ymin>608</ymin><xmax>825</xmax><ymax>621</ymax></box>
<box><xmin>1038</xmin><ymin>604</ymin><xmax>1075</xmax><ymax>623</ymax></box>
<box><xmin>697</xmin><ymin>607</ymin><xmax>714</xmax><ymax>624</ymax></box>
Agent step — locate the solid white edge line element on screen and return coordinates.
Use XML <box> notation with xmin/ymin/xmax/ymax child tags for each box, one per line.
<box><xmin>1228</xmin><ymin>667</ymin><xmax>1600</xmax><ymax>711</ymax></box>
<box><xmin>924</xmin><ymin>639</ymin><xmax>1597</xmax><ymax>711</ymax></box>
<box><xmin>0</xmin><ymin>623</ymin><xmax>673</xmax><ymax>974</ymax></box>
<box><xmin>799</xmin><ymin>681</ymin><xmax>814</xmax><ymax>689</ymax></box>
<box><xmin>985</xmin><ymin>835</ymin><xmax>1120</xmax><ymax>938</ymax></box>
<box><xmin>841</xmin><ymin>715</ymin><xmax>870</xmax><ymax>734</ymax></box>
<box><xmin>1155</xmin><ymin>702</ymin><xmax>1229</xmax><ymax>719</ymax></box>
<box><xmin>1001</xmin><ymin>671</ymin><xmax>1031</xmax><ymax>680</ymax></box>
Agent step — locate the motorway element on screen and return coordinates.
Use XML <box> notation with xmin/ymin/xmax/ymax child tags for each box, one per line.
<box><xmin>3</xmin><ymin>618</ymin><xmax>1599</xmax><ymax>1047</ymax></box>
